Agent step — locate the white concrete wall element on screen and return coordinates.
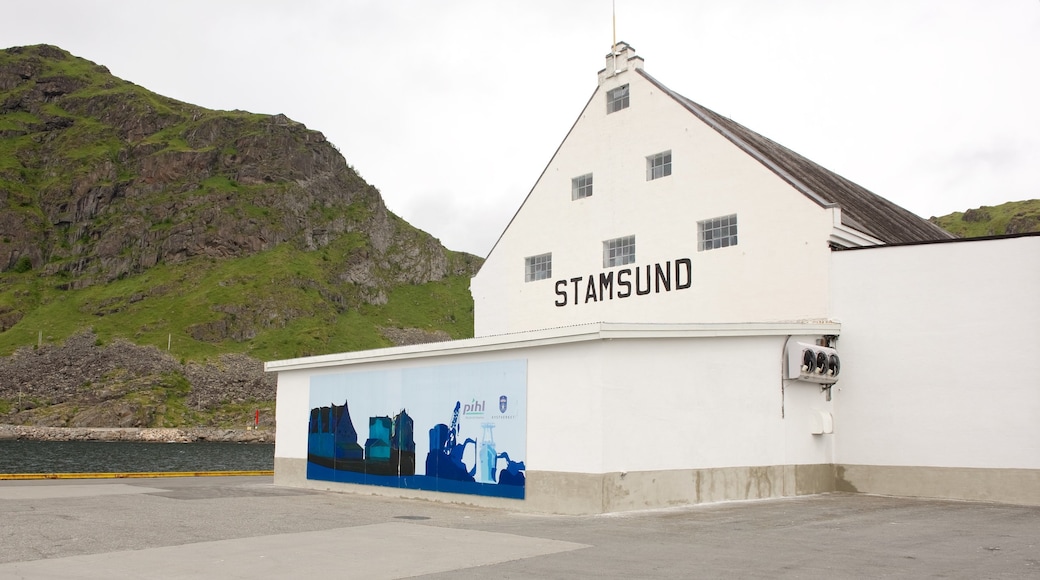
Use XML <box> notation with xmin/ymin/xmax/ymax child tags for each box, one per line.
<box><xmin>830</xmin><ymin>236</ymin><xmax>1040</xmax><ymax>469</ymax></box>
<box><xmin>273</xmin><ymin>326</ymin><xmax>837</xmax><ymax>478</ymax></box>
<box><xmin>596</xmin><ymin>336</ymin><xmax>834</xmax><ymax>472</ymax></box>
<box><xmin>471</xmin><ymin>64</ymin><xmax>836</xmax><ymax>337</ymax></box>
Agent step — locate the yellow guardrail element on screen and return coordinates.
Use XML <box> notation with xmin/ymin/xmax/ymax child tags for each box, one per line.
<box><xmin>0</xmin><ymin>471</ymin><xmax>273</xmax><ymax>480</ymax></box>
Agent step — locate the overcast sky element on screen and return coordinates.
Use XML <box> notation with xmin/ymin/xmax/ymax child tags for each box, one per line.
<box><xmin>8</xmin><ymin>1</ymin><xmax>1039</xmax><ymax>256</ymax></box>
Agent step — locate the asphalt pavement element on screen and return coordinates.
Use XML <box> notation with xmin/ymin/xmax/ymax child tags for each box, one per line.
<box><xmin>0</xmin><ymin>476</ymin><xmax>1037</xmax><ymax>579</ymax></box>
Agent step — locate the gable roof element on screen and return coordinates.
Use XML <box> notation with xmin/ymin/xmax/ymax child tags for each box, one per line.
<box><xmin>638</xmin><ymin>69</ymin><xmax>954</xmax><ymax>244</ymax></box>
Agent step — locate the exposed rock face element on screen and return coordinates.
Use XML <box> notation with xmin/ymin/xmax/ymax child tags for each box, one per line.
<box><xmin>0</xmin><ymin>44</ymin><xmax>480</xmax><ymax>290</ymax></box>
<box><xmin>962</xmin><ymin>208</ymin><xmax>991</xmax><ymax>223</ymax></box>
<box><xmin>0</xmin><ymin>331</ymin><xmax>275</xmax><ymax>429</ymax></box>
<box><xmin>1005</xmin><ymin>215</ymin><xmax>1038</xmax><ymax>234</ymax></box>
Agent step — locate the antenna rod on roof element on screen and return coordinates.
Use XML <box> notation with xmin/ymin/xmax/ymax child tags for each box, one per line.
<box><xmin>611</xmin><ymin>0</ymin><xmax>618</xmax><ymax>74</ymax></box>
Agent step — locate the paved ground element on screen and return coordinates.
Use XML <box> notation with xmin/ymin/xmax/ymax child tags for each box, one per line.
<box><xmin>0</xmin><ymin>476</ymin><xmax>1038</xmax><ymax>579</ymax></box>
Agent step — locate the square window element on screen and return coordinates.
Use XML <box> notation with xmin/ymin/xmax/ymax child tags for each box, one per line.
<box><xmin>572</xmin><ymin>173</ymin><xmax>593</xmax><ymax>200</ymax></box>
<box><xmin>698</xmin><ymin>214</ymin><xmax>738</xmax><ymax>251</ymax></box>
<box><xmin>606</xmin><ymin>84</ymin><xmax>629</xmax><ymax>114</ymax></box>
<box><xmin>646</xmin><ymin>151</ymin><xmax>672</xmax><ymax>181</ymax></box>
<box><xmin>603</xmin><ymin>235</ymin><xmax>636</xmax><ymax>268</ymax></box>
<box><xmin>525</xmin><ymin>253</ymin><xmax>552</xmax><ymax>282</ymax></box>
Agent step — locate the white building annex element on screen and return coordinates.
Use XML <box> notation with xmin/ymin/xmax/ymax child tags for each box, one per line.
<box><xmin>267</xmin><ymin>44</ymin><xmax>1040</xmax><ymax>514</ymax></box>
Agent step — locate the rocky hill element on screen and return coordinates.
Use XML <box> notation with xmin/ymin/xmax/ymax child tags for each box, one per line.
<box><xmin>929</xmin><ymin>199</ymin><xmax>1040</xmax><ymax>238</ymax></box>
<box><xmin>0</xmin><ymin>330</ymin><xmax>274</xmax><ymax>429</ymax></box>
<box><xmin>0</xmin><ymin>45</ymin><xmax>481</xmax><ymax>430</ymax></box>
<box><xmin>0</xmin><ymin>44</ymin><xmax>479</xmax><ymax>294</ymax></box>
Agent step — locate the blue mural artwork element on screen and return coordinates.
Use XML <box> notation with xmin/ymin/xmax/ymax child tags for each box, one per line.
<box><xmin>306</xmin><ymin>359</ymin><xmax>527</xmax><ymax>499</ymax></box>
<box><xmin>308</xmin><ymin>402</ymin><xmax>415</xmax><ymax>476</ymax></box>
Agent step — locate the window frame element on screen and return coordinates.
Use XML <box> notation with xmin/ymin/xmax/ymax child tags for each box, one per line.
<box><xmin>646</xmin><ymin>150</ymin><xmax>672</xmax><ymax>181</ymax></box>
<box><xmin>524</xmin><ymin>252</ymin><xmax>552</xmax><ymax>282</ymax></box>
<box><xmin>606</xmin><ymin>84</ymin><xmax>630</xmax><ymax>114</ymax></box>
<box><xmin>603</xmin><ymin>235</ymin><xmax>636</xmax><ymax>268</ymax></box>
<box><xmin>697</xmin><ymin>214</ymin><xmax>738</xmax><ymax>251</ymax></box>
<box><xmin>571</xmin><ymin>173</ymin><xmax>593</xmax><ymax>200</ymax></box>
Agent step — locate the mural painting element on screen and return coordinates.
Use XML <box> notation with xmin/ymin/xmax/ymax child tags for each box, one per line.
<box><xmin>307</xmin><ymin>359</ymin><xmax>527</xmax><ymax>499</ymax></box>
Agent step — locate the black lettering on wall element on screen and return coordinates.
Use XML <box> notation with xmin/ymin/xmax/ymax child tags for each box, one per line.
<box><xmin>599</xmin><ymin>272</ymin><xmax>615</xmax><ymax>301</ymax></box>
<box><xmin>635</xmin><ymin>266</ymin><xmax>652</xmax><ymax>296</ymax></box>
<box><xmin>569</xmin><ymin>276</ymin><xmax>582</xmax><ymax>306</ymax></box>
<box><xmin>676</xmin><ymin>258</ymin><xmax>692</xmax><ymax>290</ymax></box>
<box><xmin>617</xmin><ymin>269</ymin><xmax>632</xmax><ymax>298</ymax></box>
<box><xmin>555</xmin><ymin>280</ymin><xmax>568</xmax><ymax>307</ymax></box>
<box><xmin>655</xmin><ymin>261</ymin><xmax>671</xmax><ymax>293</ymax></box>
<box><xmin>551</xmin><ymin>258</ymin><xmax>691</xmax><ymax>307</ymax></box>
<box><xmin>584</xmin><ymin>275</ymin><xmax>598</xmax><ymax>303</ymax></box>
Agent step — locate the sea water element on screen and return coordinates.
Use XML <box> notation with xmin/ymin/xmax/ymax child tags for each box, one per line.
<box><xmin>0</xmin><ymin>440</ymin><xmax>274</xmax><ymax>474</ymax></box>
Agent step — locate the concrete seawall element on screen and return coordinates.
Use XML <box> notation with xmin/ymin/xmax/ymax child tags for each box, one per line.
<box><xmin>0</xmin><ymin>424</ymin><xmax>274</xmax><ymax>443</ymax></box>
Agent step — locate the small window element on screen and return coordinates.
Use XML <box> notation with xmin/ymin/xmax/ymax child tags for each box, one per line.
<box><xmin>572</xmin><ymin>173</ymin><xmax>593</xmax><ymax>200</ymax></box>
<box><xmin>646</xmin><ymin>151</ymin><xmax>672</xmax><ymax>181</ymax></box>
<box><xmin>698</xmin><ymin>214</ymin><xmax>738</xmax><ymax>251</ymax></box>
<box><xmin>525</xmin><ymin>253</ymin><xmax>552</xmax><ymax>282</ymax></box>
<box><xmin>606</xmin><ymin>84</ymin><xmax>629</xmax><ymax>114</ymax></box>
<box><xmin>603</xmin><ymin>235</ymin><xmax>636</xmax><ymax>268</ymax></box>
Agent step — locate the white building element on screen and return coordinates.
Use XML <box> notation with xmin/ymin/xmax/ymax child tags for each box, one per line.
<box><xmin>267</xmin><ymin>44</ymin><xmax>1039</xmax><ymax>514</ymax></box>
<box><xmin>470</xmin><ymin>42</ymin><xmax>950</xmax><ymax>336</ymax></box>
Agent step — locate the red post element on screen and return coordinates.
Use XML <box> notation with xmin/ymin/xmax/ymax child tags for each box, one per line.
<box><xmin>255</xmin><ymin>409</ymin><xmax>260</xmax><ymax>427</ymax></box>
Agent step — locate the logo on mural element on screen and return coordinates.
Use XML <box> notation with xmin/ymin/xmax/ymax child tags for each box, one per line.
<box><xmin>463</xmin><ymin>399</ymin><xmax>485</xmax><ymax>417</ymax></box>
<box><xmin>499</xmin><ymin>395</ymin><xmax>508</xmax><ymax>413</ymax></box>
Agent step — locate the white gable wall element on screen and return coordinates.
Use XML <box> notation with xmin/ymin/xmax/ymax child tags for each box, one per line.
<box><xmin>472</xmin><ymin>64</ymin><xmax>836</xmax><ymax>337</ymax></box>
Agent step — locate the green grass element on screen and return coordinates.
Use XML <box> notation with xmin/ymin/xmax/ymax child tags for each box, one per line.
<box><xmin>0</xmin><ymin>134</ymin><xmax>34</xmax><ymax>174</ymax></box>
<box><xmin>123</xmin><ymin>371</ymin><xmax>199</xmax><ymax>426</ymax></box>
<box><xmin>0</xmin><ymin>238</ymin><xmax>476</xmax><ymax>362</ymax></box>
<box><xmin>377</xmin><ymin>276</ymin><xmax>474</xmax><ymax>335</ymax></box>
<box><xmin>142</xmin><ymin>129</ymin><xmax>190</xmax><ymax>150</ymax></box>
<box><xmin>0</xmin><ymin>110</ymin><xmax>39</xmax><ymax>132</ymax></box>
<box><xmin>932</xmin><ymin>199</ymin><xmax>1040</xmax><ymax>238</ymax></box>
<box><xmin>206</xmin><ymin>399</ymin><xmax>276</xmax><ymax>429</ymax></box>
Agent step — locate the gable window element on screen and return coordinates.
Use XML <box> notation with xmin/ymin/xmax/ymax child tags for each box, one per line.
<box><xmin>571</xmin><ymin>173</ymin><xmax>593</xmax><ymax>200</ymax></box>
<box><xmin>525</xmin><ymin>253</ymin><xmax>552</xmax><ymax>282</ymax></box>
<box><xmin>646</xmin><ymin>150</ymin><xmax>671</xmax><ymax>180</ymax></box>
<box><xmin>606</xmin><ymin>84</ymin><xmax>629</xmax><ymax>114</ymax></box>
<box><xmin>603</xmin><ymin>235</ymin><xmax>636</xmax><ymax>267</ymax></box>
<box><xmin>698</xmin><ymin>214</ymin><xmax>738</xmax><ymax>251</ymax></box>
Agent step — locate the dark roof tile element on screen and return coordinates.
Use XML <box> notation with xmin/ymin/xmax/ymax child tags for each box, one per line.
<box><xmin>638</xmin><ymin>69</ymin><xmax>954</xmax><ymax>244</ymax></box>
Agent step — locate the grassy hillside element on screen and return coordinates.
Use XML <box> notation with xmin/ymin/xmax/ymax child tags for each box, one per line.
<box><xmin>0</xmin><ymin>235</ymin><xmax>475</xmax><ymax>363</ymax></box>
<box><xmin>930</xmin><ymin>199</ymin><xmax>1040</xmax><ymax>238</ymax></box>
<box><xmin>0</xmin><ymin>44</ymin><xmax>479</xmax><ymax>367</ymax></box>
<box><xmin>0</xmin><ymin>45</ymin><xmax>481</xmax><ymax>429</ymax></box>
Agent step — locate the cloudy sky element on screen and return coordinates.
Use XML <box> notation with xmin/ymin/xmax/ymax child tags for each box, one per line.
<box><xmin>8</xmin><ymin>1</ymin><xmax>1039</xmax><ymax>256</ymax></box>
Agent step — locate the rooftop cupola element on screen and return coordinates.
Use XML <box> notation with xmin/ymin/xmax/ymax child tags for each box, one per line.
<box><xmin>598</xmin><ymin>41</ymin><xmax>644</xmax><ymax>84</ymax></box>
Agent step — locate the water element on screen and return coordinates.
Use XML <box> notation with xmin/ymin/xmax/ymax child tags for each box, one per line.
<box><xmin>0</xmin><ymin>440</ymin><xmax>274</xmax><ymax>474</ymax></box>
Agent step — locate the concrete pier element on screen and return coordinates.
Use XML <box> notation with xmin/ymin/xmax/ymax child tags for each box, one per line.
<box><xmin>1</xmin><ymin>476</ymin><xmax>1038</xmax><ymax>578</ymax></box>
